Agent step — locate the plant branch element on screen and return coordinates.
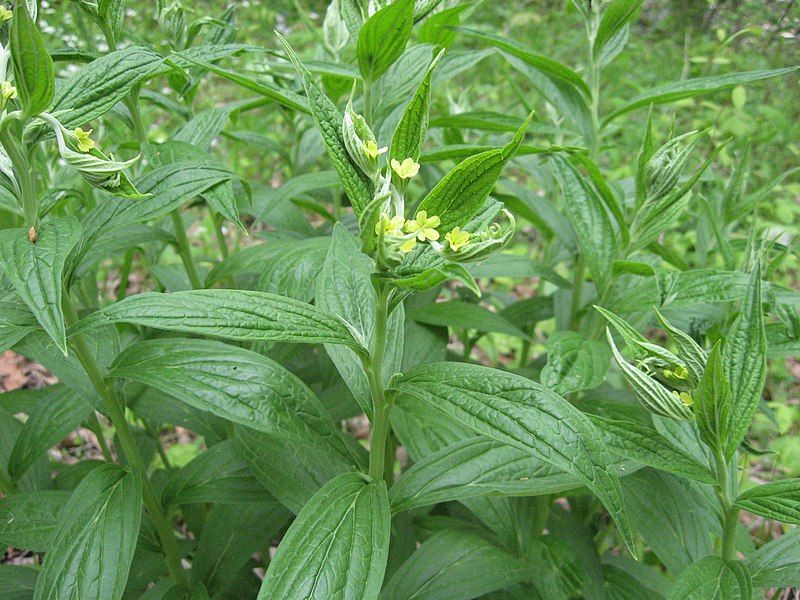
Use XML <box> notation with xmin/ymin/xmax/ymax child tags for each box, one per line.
<box><xmin>170</xmin><ymin>210</ymin><xmax>203</xmax><ymax>290</ymax></box>
<box><xmin>367</xmin><ymin>285</ymin><xmax>393</xmax><ymax>483</ymax></box>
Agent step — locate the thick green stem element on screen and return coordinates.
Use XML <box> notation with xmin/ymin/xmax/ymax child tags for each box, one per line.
<box><xmin>0</xmin><ymin>122</ymin><xmax>38</xmax><ymax>228</ymax></box>
<box><xmin>569</xmin><ymin>253</ymin><xmax>586</xmax><ymax>331</ymax></box>
<box><xmin>367</xmin><ymin>286</ymin><xmax>392</xmax><ymax>482</ymax></box>
<box><xmin>170</xmin><ymin>210</ymin><xmax>203</xmax><ymax>290</ymax></box>
<box><xmin>363</xmin><ymin>78</ymin><xmax>374</xmax><ymax>125</ymax></box>
<box><xmin>64</xmin><ymin>297</ymin><xmax>188</xmax><ymax>585</ymax></box>
<box><xmin>86</xmin><ymin>412</ymin><xmax>114</xmax><ymax>462</ymax></box>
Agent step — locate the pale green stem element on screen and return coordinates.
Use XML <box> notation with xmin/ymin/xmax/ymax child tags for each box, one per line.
<box><xmin>367</xmin><ymin>286</ymin><xmax>392</xmax><ymax>482</ymax></box>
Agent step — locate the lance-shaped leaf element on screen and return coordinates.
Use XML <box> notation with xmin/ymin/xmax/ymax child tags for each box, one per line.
<box><xmin>655</xmin><ymin>308</ymin><xmax>706</xmax><ymax>385</ymax></box>
<box><xmin>380</xmin><ymin>527</ymin><xmax>532</xmax><ymax>600</ymax></box>
<box><xmin>277</xmin><ymin>32</ymin><xmax>373</xmax><ymax>215</ymax></box>
<box><xmin>71</xmin><ymin>289</ymin><xmax>365</xmax><ymax>352</ymax></box>
<box><xmin>0</xmin><ymin>217</ymin><xmax>81</xmax><ymax>354</ymax></box>
<box><xmin>594</xmin><ymin>0</ymin><xmax>644</xmax><ymax>56</ymax></box>
<box><xmin>416</xmin><ymin>112</ymin><xmax>532</xmax><ymax>232</ymax></box>
<box><xmin>389</xmin><ymin>437</ymin><xmax>583</xmax><ymax>513</ymax></box>
<box><xmin>9</xmin><ymin>384</ymin><xmax>92</xmax><ymax>480</ymax></box>
<box><xmin>110</xmin><ymin>338</ymin><xmax>364</xmax><ymax>469</ymax></box>
<box><xmin>692</xmin><ymin>342</ymin><xmax>732</xmax><ymax>455</ymax></box>
<box><xmin>10</xmin><ymin>1</ymin><xmax>55</xmax><ymax>118</ymax></box>
<box><xmin>540</xmin><ymin>331</ymin><xmax>610</xmax><ymax>395</ymax></box>
<box><xmin>257</xmin><ymin>472</ymin><xmax>390</xmax><ymax>600</ymax></box>
<box><xmin>389</xmin><ymin>361</ymin><xmax>635</xmax><ymax>555</ymax></box>
<box><xmin>33</xmin><ymin>464</ymin><xmax>142</xmax><ymax>600</ymax></box>
<box><xmin>389</xmin><ymin>48</ymin><xmax>443</xmax><ymax>181</ymax></box>
<box><xmin>604</xmin><ymin>65</ymin><xmax>800</xmax><ymax>125</ymax></box>
<box><xmin>667</xmin><ymin>556</ymin><xmax>752</xmax><ymax>600</ymax></box>
<box><xmin>734</xmin><ymin>479</ymin><xmax>800</xmax><ymax>525</ymax></box>
<box><xmin>356</xmin><ymin>0</ymin><xmax>414</xmax><ymax>81</ymax></box>
<box><xmin>587</xmin><ymin>414</ymin><xmax>716</xmax><ymax>484</ymax></box>
<box><xmin>0</xmin><ymin>300</ymin><xmax>38</xmax><ymax>353</ymax></box>
<box><xmin>549</xmin><ymin>155</ymin><xmax>616</xmax><ymax>293</ymax></box>
<box><xmin>744</xmin><ymin>528</ymin><xmax>800</xmax><ymax>588</ymax></box>
<box><xmin>0</xmin><ymin>491</ymin><xmax>71</xmax><ymax>552</ymax></box>
<box><xmin>724</xmin><ymin>262</ymin><xmax>766</xmax><ymax>458</ymax></box>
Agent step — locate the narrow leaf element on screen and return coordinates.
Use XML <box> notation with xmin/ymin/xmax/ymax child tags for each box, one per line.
<box><xmin>10</xmin><ymin>1</ymin><xmax>55</xmax><ymax>117</ymax></box>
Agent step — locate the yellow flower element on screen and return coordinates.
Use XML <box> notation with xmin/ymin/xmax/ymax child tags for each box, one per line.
<box><xmin>0</xmin><ymin>7</ymin><xmax>12</xmax><ymax>22</ymax></box>
<box><xmin>399</xmin><ymin>238</ymin><xmax>417</xmax><ymax>253</ymax></box>
<box><xmin>73</xmin><ymin>128</ymin><xmax>96</xmax><ymax>153</ymax></box>
<box><xmin>405</xmin><ymin>210</ymin><xmax>440</xmax><ymax>241</ymax></box>
<box><xmin>444</xmin><ymin>227</ymin><xmax>470</xmax><ymax>251</ymax></box>
<box><xmin>374</xmin><ymin>214</ymin><xmax>405</xmax><ymax>236</ymax></box>
<box><xmin>363</xmin><ymin>140</ymin><xmax>387</xmax><ymax>160</ymax></box>
<box><xmin>0</xmin><ymin>81</ymin><xmax>17</xmax><ymax>101</ymax></box>
<box><xmin>391</xmin><ymin>157</ymin><xmax>420</xmax><ymax>179</ymax></box>
<box><xmin>673</xmin><ymin>391</ymin><xmax>693</xmax><ymax>406</ymax></box>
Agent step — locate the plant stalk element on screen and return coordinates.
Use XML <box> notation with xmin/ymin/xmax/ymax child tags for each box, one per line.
<box><xmin>0</xmin><ymin>121</ymin><xmax>38</xmax><ymax>228</ymax></box>
<box><xmin>714</xmin><ymin>448</ymin><xmax>739</xmax><ymax>561</ymax></box>
<box><xmin>170</xmin><ymin>210</ymin><xmax>203</xmax><ymax>290</ymax></box>
<box><xmin>64</xmin><ymin>297</ymin><xmax>188</xmax><ymax>585</ymax></box>
<box><xmin>367</xmin><ymin>285</ymin><xmax>392</xmax><ymax>483</ymax></box>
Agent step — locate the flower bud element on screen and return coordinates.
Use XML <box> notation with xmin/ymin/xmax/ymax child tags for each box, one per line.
<box><xmin>342</xmin><ymin>91</ymin><xmax>383</xmax><ymax>179</ymax></box>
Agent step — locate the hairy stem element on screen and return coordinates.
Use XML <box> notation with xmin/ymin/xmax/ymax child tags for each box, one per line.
<box><xmin>64</xmin><ymin>296</ymin><xmax>188</xmax><ymax>585</ymax></box>
<box><xmin>0</xmin><ymin>121</ymin><xmax>38</xmax><ymax>228</ymax></box>
<box><xmin>367</xmin><ymin>285</ymin><xmax>392</xmax><ymax>483</ymax></box>
<box><xmin>714</xmin><ymin>448</ymin><xmax>739</xmax><ymax>561</ymax></box>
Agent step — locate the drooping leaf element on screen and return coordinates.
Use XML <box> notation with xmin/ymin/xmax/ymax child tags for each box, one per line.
<box><xmin>0</xmin><ymin>216</ymin><xmax>82</xmax><ymax>354</ymax></box>
<box><xmin>72</xmin><ymin>289</ymin><xmax>365</xmax><ymax>351</ymax></box>
<box><xmin>257</xmin><ymin>472</ymin><xmax>390</xmax><ymax>600</ymax></box>
<box><xmin>389</xmin><ymin>362</ymin><xmax>634</xmax><ymax>554</ymax></box>
<box><xmin>409</xmin><ymin>300</ymin><xmax>529</xmax><ymax>338</ymax></box>
<box><xmin>33</xmin><ymin>464</ymin><xmax>142</xmax><ymax>600</ymax></box>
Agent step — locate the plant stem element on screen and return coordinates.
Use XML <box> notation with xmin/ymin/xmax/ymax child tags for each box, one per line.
<box><xmin>0</xmin><ymin>466</ymin><xmax>18</xmax><ymax>495</ymax></box>
<box><xmin>170</xmin><ymin>210</ymin><xmax>203</xmax><ymax>290</ymax></box>
<box><xmin>367</xmin><ymin>285</ymin><xmax>392</xmax><ymax>483</ymax></box>
<box><xmin>714</xmin><ymin>448</ymin><xmax>739</xmax><ymax>561</ymax></box>
<box><xmin>63</xmin><ymin>297</ymin><xmax>188</xmax><ymax>585</ymax></box>
<box><xmin>0</xmin><ymin>121</ymin><xmax>38</xmax><ymax>228</ymax></box>
<box><xmin>569</xmin><ymin>253</ymin><xmax>586</xmax><ymax>330</ymax></box>
<box><xmin>86</xmin><ymin>412</ymin><xmax>114</xmax><ymax>462</ymax></box>
<box><xmin>363</xmin><ymin>78</ymin><xmax>374</xmax><ymax>124</ymax></box>
<box><xmin>117</xmin><ymin>249</ymin><xmax>135</xmax><ymax>300</ymax></box>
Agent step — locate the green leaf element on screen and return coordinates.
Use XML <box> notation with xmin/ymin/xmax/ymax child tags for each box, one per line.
<box><xmin>0</xmin><ymin>216</ymin><xmax>81</xmax><ymax>354</ymax></box>
<box><xmin>0</xmin><ymin>565</ymin><xmax>38</xmax><ymax>600</ymax></box>
<box><xmin>160</xmin><ymin>440</ymin><xmax>276</xmax><ymax>507</ymax></box>
<box><xmin>593</xmin><ymin>0</ymin><xmax>643</xmax><ymax>56</ymax></box>
<box><xmin>667</xmin><ymin>556</ymin><xmax>752</xmax><ymax>600</ymax></box>
<box><xmin>380</xmin><ymin>527</ymin><xmax>532</xmax><ymax>599</ymax></box>
<box><xmin>389</xmin><ymin>437</ymin><xmax>582</xmax><ymax>513</ymax></box>
<box><xmin>72</xmin><ymin>289</ymin><xmax>365</xmax><ymax>351</ymax></box>
<box><xmin>357</xmin><ymin>0</ymin><xmax>415</xmax><ymax>81</ymax></box>
<box><xmin>416</xmin><ymin>112</ymin><xmax>532</xmax><ymax>231</ymax></box>
<box><xmin>110</xmin><ymin>338</ymin><xmax>363</xmax><ymax>470</ymax></box>
<box><xmin>587</xmin><ymin>415</ymin><xmax>716</xmax><ymax>484</ymax></box>
<box><xmin>389</xmin><ymin>362</ymin><xmax>635</xmax><ymax>555</ymax></box>
<box><xmin>175</xmin><ymin>57</ymin><xmax>309</xmax><ymax>113</ymax></box>
<box><xmin>654</xmin><ymin>308</ymin><xmax>707</xmax><ymax>385</ymax></box>
<box><xmin>0</xmin><ymin>491</ymin><xmax>71</xmax><ymax>552</ymax></box>
<box><xmin>33</xmin><ymin>464</ymin><xmax>142</xmax><ymax>600</ymax></box>
<box><xmin>734</xmin><ymin>479</ymin><xmax>800</xmax><ymax>525</ymax></box>
<box><xmin>389</xmin><ymin>49</ymin><xmax>442</xmax><ymax>170</ymax></box>
<box><xmin>0</xmin><ymin>300</ymin><xmax>38</xmax><ymax>353</ymax></box>
<box><xmin>692</xmin><ymin>342</ymin><xmax>731</xmax><ymax>455</ymax></box>
<box><xmin>540</xmin><ymin>331</ymin><xmax>610</xmax><ymax>395</ymax></box>
<box><xmin>604</xmin><ymin>66</ymin><xmax>800</xmax><ymax>125</ymax></box>
<box><xmin>49</xmin><ymin>47</ymin><xmax>162</xmax><ymax>129</ymax></box>
<box><xmin>409</xmin><ymin>300</ymin><xmax>530</xmax><ymax>338</ymax></box>
<box><xmin>549</xmin><ymin>154</ymin><xmax>616</xmax><ymax>293</ymax></box>
<box><xmin>257</xmin><ymin>472</ymin><xmax>390</xmax><ymax>600</ymax></box>
<box><xmin>10</xmin><ymin>1</ymin><xmax>55</xmax><ymax>117</ymax></box>
<box><xmin>724</xmin><ymin>262</ymin><xmax>766</xmax><ymax>458</ymax></box>
<box><xmin>9</xmin><ymin>384</ymin><xmax>92</xmax><ymax>480</ymax></box>
<box><xmin>624</xmin><ymin>470</ymin><xmax>718</xmax><ymax>574</ymax></box>
<box><xmin>277</xmin><ymin>32</ymin><xmax>373</xmax><ymax>215</ymax></box>
<box><xmin>744</xmin><ymin>528</ymin><xmax>800</xmax><ymax>588</ymax></box>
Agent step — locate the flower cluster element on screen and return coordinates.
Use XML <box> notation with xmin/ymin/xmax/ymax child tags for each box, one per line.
<box><xmin>375</xmin><ymin>210</ymin><xmax>470</xmax><ymax>258</ymax></box>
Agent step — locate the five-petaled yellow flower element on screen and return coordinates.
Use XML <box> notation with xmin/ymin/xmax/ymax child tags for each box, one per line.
<box><xmin>0</xmin><ymin>7</ymin><xmax>12</xmax><ymax>22</ymax></box>
<box><xmin>391</xmin><ymin>157</ymin><xmax>420</xmax><ymax>179</ymax></box>
<box><xmin>405</xmin><ymin>211</ymin><xmax>440</xmax><ymax>241</ymax></box>
<box><xmin>1</xmin><ymin>81</ymin><xmax>17</xmax><ymax>102</ymax></box>
<box><xmin>673</xmin><ymin>391</ymin><xmax>693</xmax><ymax>406</ymax></box>
<box><xmin>445</xmin><ymin>227</ymin><xmax>470</xmax><ymax>251</ymax></box>
<box><xmin>375</xmin><ymin>214</ymin><xmax>405</xmax><ymax>236</ymax></box>
<box><xmin>363</xmin><ymin>140</ymin><xmax>387</xmax><ymax>160</ymax></box>
<box><xmin>74</xmin><ymin>128</ymin><xmax>96</xmax><ymax>153</ymax></box>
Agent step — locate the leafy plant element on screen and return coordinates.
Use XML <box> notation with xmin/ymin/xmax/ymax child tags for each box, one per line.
<box><xmin>0</xmin><ymin>0</ymin><xmax>798</xmax><ymax>598</ymax></box>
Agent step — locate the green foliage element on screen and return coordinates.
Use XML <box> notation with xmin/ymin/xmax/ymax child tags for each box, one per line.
<box><xmin>0</xmin><ymin>1</ymin><xmax>797</xmax><ymax>598</ymax></box>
